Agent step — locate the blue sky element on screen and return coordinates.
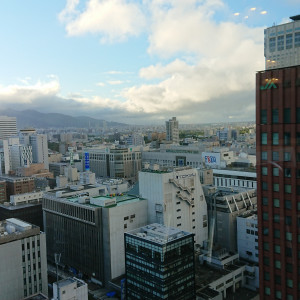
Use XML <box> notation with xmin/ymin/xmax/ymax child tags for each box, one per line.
<box><xmin>0</xmin><ymin>0</ymin><xmax>298</xmax><ymax>124</ymax></box>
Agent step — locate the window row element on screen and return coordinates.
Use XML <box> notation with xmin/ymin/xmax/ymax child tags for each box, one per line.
<box><xmin>269</xmin><ymin>32</ymin><xmax>300</xmax><ymax>52</ymax></box>
<box><xmin>261</xmin><ymin>132</ymin><xmax>294</xmax><ymax>146</ymax></box>
<box><xmin>260</xmin><ymin>108</ymin><xmax>300</xmax><ymax>124</ymax></box>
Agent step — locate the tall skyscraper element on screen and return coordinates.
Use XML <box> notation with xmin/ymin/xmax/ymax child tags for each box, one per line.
<box><xmin>257</xmin><ymin>16</ymin><xmax>300</xmax><ymax>300</ymax></box>
<box><xmin>0</xmin><ymin>116</ymin><xmax>17</xmax><ymax>140</ymax></box>
<box><xmin>125</xmin><ymin>223</ymin><xmax>195</xmax><ymax>300</ymax></box>
<box><xmin>265</xmin><ymin>15</ymin><xmax>300</xmax><ymax>70</ymax></box>
<box><xmin>166</xmin><ymin>117</ymin><xmax>179</xmax><ymax>144</ymax></box>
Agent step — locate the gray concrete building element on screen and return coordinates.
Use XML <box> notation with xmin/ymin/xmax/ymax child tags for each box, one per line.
<box><xmin>43</xmin><ymin>188</ymin><xmax>147</xmax><ymax>286</ymax></box>
<box><xmin>0</xmin><ymin>218</ymin><xmax>48</xmax><ymax>300</ymax></box>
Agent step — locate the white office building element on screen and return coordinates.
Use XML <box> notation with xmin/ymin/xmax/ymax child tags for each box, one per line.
<box><xmin>237</xmin><ymin>211</ymin><xmax>258</xmax><ymax>263</ymax></box>
<box><xmin>0</xmin><ymin>218</ymin><xmax>48</xmax><ymax>299</ymax></box>
<box><xmin>10</xmin><ymin>144</ymin><xmax>33</xmax><ymax>170</ymax></box>
<box><xmin>265</xmin><ymin>15</ymin><xmax>300</xmax><ymax>70</ymax></box>
<box><xmin>53</xmin><ymin>277</ymin><xmax>88</xmax><ymax>300</ymax></box>
<box><xmin>166</xmin><ymin>117</ymin><xmax>179</xmax><ymax>144</ymax></box>
<box><xmin>0</xmin><ymin>116</ymin><xmax>17</xmax><ymax>140</ymax></box>
<box><xmin>139</xmin><ymin>166</ymin><xmax>208</xmax><ymax>246</ymax></box>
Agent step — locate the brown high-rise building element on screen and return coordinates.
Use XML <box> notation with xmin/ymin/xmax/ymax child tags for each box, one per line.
<box><xmin>256</xmin><ymin>65</ymin><xmax>300</xmax><ymax>299</ymax></box>
<box><xmin>0</xmin><ymin>176</ymin><xmax>35</xmax><ymax>200</ymax></box>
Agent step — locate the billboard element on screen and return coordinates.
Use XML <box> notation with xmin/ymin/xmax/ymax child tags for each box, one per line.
<box><xmin>201</xmin><ymin>152</ymin><xmax>221</xmax><ymax>167</ymax></box>
<box><xmin>84</xmin><ymin>152</ymin><xmax>90</xmax><ymax>171</ymax></box>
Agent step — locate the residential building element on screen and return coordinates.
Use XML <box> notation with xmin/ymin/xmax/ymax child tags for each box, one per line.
<box><xmin>139</xmin><ymin>166</ymin><xmax>208</xmax><ymax>246</ymax></box>
<box><xmin>0</xmin><ymin>218</ymin><xmax>48</xmax><ymax>299</ymax></box>
<box><xmin>166</xmin><ymin>117</ymin><xmax>179</xmax><ymax>144</ymax></box>
<box><xmin>125</xmin><ymin>223</ymin><xmax>195</xmax><ymax>300</ymax></box>
<box><xmin>265</xmin><ymin>15</ymin><xmax>300</xmax><ymax>70</ymax></box>
<box><xmin>0</xmin><ymin>116</ymin><xmax>17</xmax><ymax>140</ymax></box>
<box><xmin>43</xmin><ymin>189</ymin><xmax>147</xmax><ymax>286</ymax></box>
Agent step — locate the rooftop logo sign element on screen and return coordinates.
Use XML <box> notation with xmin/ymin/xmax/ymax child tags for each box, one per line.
<box><xmin>260</xmin><ymin>78</ymin><xmax>278</xmax><ymax>90</ymax></box>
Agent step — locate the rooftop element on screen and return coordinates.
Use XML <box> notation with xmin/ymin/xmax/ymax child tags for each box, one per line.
<box><xmin>126</xmin><ymin>223</ymin><xmax>193</xmax><ymax>244</ymax></box>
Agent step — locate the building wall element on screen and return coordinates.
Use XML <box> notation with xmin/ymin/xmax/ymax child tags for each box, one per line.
<box><xmin>0</xmin><ymin>116</ymin><xmax>17</xmax><ymax>140</ymax></box>
<box><xmin>256</xmin><ymin>65</ymin><xmax>300</xmax><ymax>300</ymax></box>
<box><xmin>0</xmin><ymin>180</ymin><xmax>7</xmax><ymax>203</ymax></box>
<box><xmin>102</xmin><ymin>199</ymin><xmax>148</xmax><ymax>283</ymax></box>
<box><xmin>139</xmin><ymin>168</ymin><xmax>208</xmax><ymax>246</ymax></box>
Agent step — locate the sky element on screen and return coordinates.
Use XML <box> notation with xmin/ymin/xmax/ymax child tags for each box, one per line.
<box><xmin>0</xmin><ymin>0</ymin><xmax>299</xmax><ymax>125</ymax></box>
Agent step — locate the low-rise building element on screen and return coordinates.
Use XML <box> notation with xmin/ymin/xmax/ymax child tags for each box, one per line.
<box><xmin>53</xmin><ymin>277</ymin><xmax>88</xmax><ymax>300</ymax></box>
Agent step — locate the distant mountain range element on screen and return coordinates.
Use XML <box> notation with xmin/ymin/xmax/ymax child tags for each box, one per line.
<box><xmin>0</xmin><ymin>109</ymin><xmax>126</xmax><ymax>129</ymax></box>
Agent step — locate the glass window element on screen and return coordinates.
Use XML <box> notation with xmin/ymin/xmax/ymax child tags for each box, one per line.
<box><xmin>277</xmin><ymin>35</ymin><xmax>284</xmax><ymax>51</ymax></box>
<box><xmin>285</xmin><ymin>200</ymin><xmax>292</xmax><ymax>209</ymax></box>
<box><xmin>284</xmin><ymin>152</ymin><xmax>291</xmax><ymax>161</ymax></box>
<box><xmin>275</xmin><ymin>260</ymin><xmax>281</xmax><ymax>269</ymax></box>
<box><xmin>262</xmin><ymin>167</ymin><xmax>268</xmax><ymax>175</ymax></box>
<box><xmin>273</xmin><ymin>109</ymin><xmax>279</xmax><ymax>123</ymax></box>
<box><xmin>284</xmin><ymin>132</ymin><xmax>291</xmax><ymax>145</ymax></box>
<box><xmin>273</xmin><ymin>198</ymin><xmax>280</xmax><ymax>207</ymax></box>
<box><xmin>285</xmin><ymin>184</ymin><xmax>292</xmax><ymax>193</ymax></box>
<box><xmin>274</xmin><ymin>214</ymin><xmax>280</xmax><ymax>223</ymax></box>
<box><xmin>263</xmin><ymin>227</ymin><xmax>269</xmax><ymax>235</ymax></box>
<box><xmin>263</xmin><ymin>212</ymin><xmax>269</xmax><ymax>221</ymax></box>
<box><xmin>264</xmin><ymin>256</ymin><xmax>270</xmax><ymax>266</ymax></box>
<box><xmin>286</xmin><ymin>216</ymin><xmax>292</xmax><ymax>225</ymax></box>
<box><xmin>297</xmin><ymin>133</ymin><xmax>300</xmax><ymax>145</ymax></box>
<box><xmin>275</xmin><ymin>290</ymin><xmax>282</xmax><ymax>299</ymax></box>
<box><xmin>264</xmin><ymin>242</ymin><xmax>269</xmax><ymax>251</ymax></box>
<box><xmin>263</xmin><ymin>197</ymin><xmax>268</xmax><ymax>205</ymax></box>
<box><xmin>262</xmin><ymin>133</ymin><xmax>268</xmax><ymax>145</ymax></box>
<box><xmin>286</xmin><ymin>247</ymin><xmax>292</xmax><ymax>257</ymax></box>
<box><xmin>269</xmin><ymin>37</ymin><xmax>276</xmax><ymax>52</ymax></box>
<box><xmin>262</xmin><ymin>151</ymin><xmax>268</xmax><ymax>160</ymax></box>
<box><xmin>265</xmin><ymin>287</ymin><xmax>271</xmax><ymax>295</ymax></box>
<box><xmin>274</xmin><ymin>229</ymin><xmax>280</xmax><ymax>238</ymax></box>
<box><xmin>286</xmin><ymin>33</ymin><xmax>293</xmax><ymax>49</ymax></box>
<box><xmin>284</xmin><ymin>168</ymin><xmax>291</xmax><ymax>177</ymax></box>
<box><xmin>295</xmin><ymin>32</ymin><xmax>300</xmax><ymax>48</ymax></box>
<box><xmin>264</xmin><ymin>272</ymin><xmax>270</xmax><ymax>280</ymax></box>
<box><xmin>287</xmin><ymin>278</ymin><xmax>293</xmax><ymax>288</ymax></box>
<box><xmin>273</xmin><ymin>168</ymin><xmax>279</xmax><ymax>176</ymax></box>
<box><xmin>284</xmin><ymin>108</ymin><xmax>291</xmax><ymax>123</ymax></box>
<box><xmin>273</xmin><ymin>133</ymin><xmax>279</xmax><ymax>145</ymax></box>
<box><xmin>274</xmin><ymin>244</ymin><xmax>280</xmax><ymax>253</ymax></box>
<box><xmin>286</xmin><ymin>263</ymin><xmax>293</xmax><ymax>272</ymax></box>
<box><xmin>297</xmin><ymin>108</ymin><xmax>300</xmax><ymax>123</ymax></box>
<box><xmin>263</xmin><ymin>182</ymin><xmax>268</xmax><ymax>190</ymax></box>
<box><xmin>273</xmin><ymin>151</ymin><xmax>279</xmax><ymax>161</ymax></box>
<box><xmin>273</xmin><ymin>183</ymin><xmax>279</xmax><ymax>192</ymax></box>
<box><xmin>261</xmin><ymin>109</ymin><xmax>267</xmax><ymax>124</ymax></box>
<box><xmin>286</xmin><ymin>232</ymin><xmax>292</xmax><ymax>241</ymax></box>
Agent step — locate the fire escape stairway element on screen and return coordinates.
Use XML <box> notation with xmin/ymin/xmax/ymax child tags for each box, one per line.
<box><xmin>169</xmin><ymin>178</ymin><xmax>194</xmax><ymax>205</ymax></box>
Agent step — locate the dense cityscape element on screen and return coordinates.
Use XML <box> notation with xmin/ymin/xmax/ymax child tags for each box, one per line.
<box><xmin>0</xmin><ymin>1</ymin><xmax>300</xmax><ymax>300</ymax></box>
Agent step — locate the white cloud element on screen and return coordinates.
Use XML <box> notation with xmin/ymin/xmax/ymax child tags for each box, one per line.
<box><xmin>59</xmin><ymin>0</ymin><xmax>146</xmax><ymax>43</ymax></box>
<box><xmin>0</xmin><ymin>79</ymin><xmax>60</xmax><ymax>104</ymax></box>
<box><xmin>96</xmin><ymin>82</ymin><xmax>105</xmax><ymax>86</ymax></box>
<box><xmin>107</xmin><ymin>80</ymin><xmax>124</xmax><ymax>85</ymax></box>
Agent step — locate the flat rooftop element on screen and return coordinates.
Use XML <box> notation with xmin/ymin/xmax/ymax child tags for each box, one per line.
<box><xmin>55</xmin><ymin>277</ymin><xmax>87</xmax><ymax>288</ymax></box>
<box><xmin>127</xmin><ymin>223</ymin><xmax>193</xmax><ymax>244</ymax></box>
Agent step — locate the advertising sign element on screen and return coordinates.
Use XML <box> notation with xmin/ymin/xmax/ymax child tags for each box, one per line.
<box><xmin>201</xmin><ymin>152</ymin><xmax>221</xmax><ymax>167</ymax></box>
<box><xmin>85</xmin><ymin>152</ymin><xmax>90</xmax><ymax>171</ymax></box>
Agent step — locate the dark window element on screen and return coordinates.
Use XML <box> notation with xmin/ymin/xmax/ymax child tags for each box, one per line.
<box><xmin>285</xmin><ymin>184</ymin><xmax>292</xmax><ymax>193</ymax></box>
<box><xmin>264</xmin><ymin>256</ymin><xmax>270</xmax><ymax>266</ymax></box>
<box><xmin>264</xmin><ymin>272</ymin><xmax>270</xmax><ymax>280</ymax></box>
<box><xmin>286</xmin><ymin>263</ymin><xmax>293</xmax><ymax>272</ymax></box>
<box><xmin>284</xmin><ymin>108</ymin><xmax>291</xmax><ymax>123</ymax></box>
<box><xmin>263</xmin><ymin>197</ymin><xmax>268</xmax><ymax>205</ymax></box>
<box><xmin>286</xmin><ymin>34</ymin><xmax>293</xmax><ymax>49</ymax></box>
<box><xmin>275</xmin><ymin>275</ymin><xmax>281</xmax><ymax>284</ymax></box>
<box><xmin>263</xmin><ymin>212</ymin><xmax>269</xmax><ymax>221</ymax></box>
<box><xmin>297</xmin><ymin>186</ymin><xmax>300</xmax><ymax>195</ymax></box>
<box><xmin>286</xmin><ymin>216</ymin><xmax>292</xmax><ymax>225</ymax></box>
<box><xmin>284</xmin><ymin>168</ymin><xmax>291</xmax><ymax>177</ymax></box>
<box><xmin>274</xmin><ymin>214</ymin><xmax>280</xmax><ymax>223</ymax></box>
<box><xmin>263</xmin><ymin>227</ymin><xmax>269</xmax><ymax>235</ymax></box>
<box><xmin>284</xmin><ymin>152</ymin><xmax>291</xmax><ymax>161</ymax></box>
<box><xmin>262</xmin><ymin>182</ymin><xmax>268</xmax><ymax>190</ymax></box>
<box><xmin>261</xmin><ymin>109</ymin><xmax>267</xmax><ymax>124</ymax></box>
<box><xmin>273</xmin><ymin>109</ymin><xmax>279</xmax><ymax>123</ymax></box>
<box><xmin>285</xmin><ymin>200</ymin><xmax>292</xmax><ymax>209</ymax></box>
<box><xmin>263</xmin><ymin>242</ymin><xmax>269</xmax><ymax>251</ymax></box>
<box><xmin>286</xmin><ymin>247</ymin><xmax>292</xmax><ymax>257</ymax></box>
<box><xmin>297</xmin><ymin>108</ymin><xmax>300</xmax><ymax>123</ymax></box>
<box><xmin>284</xmin><ymin>132</ymin><xmax>291</xmax><ymax>145</ymax></box>
<box><xmin>274</xmin><ymin>229</ymin><xmax>280</xmax><ymax>238</ymax></box>
<box><xmin>272</xmin><ymin>151</ymin><xmax>279</xmax><ymax>161</ymax></box>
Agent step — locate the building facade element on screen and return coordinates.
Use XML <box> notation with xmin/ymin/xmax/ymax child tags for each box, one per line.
<box><xmin>0</xmin><ymin>116</ymin><xmax>17</xmax><ymax>140</ymax></box>
<box><xmin>166</xmin><ymin>117</ymin><xmax>179</xmax><ymax>144</ymax></box>
<box><xmin>139</xmin><ymin>166</ymin><xmax>208</xmax><ymax>246</ymax></box>
<box><xmin>256</xmin><ymin>64</ymin><xmax>300</xmax><ymax>299</ymax></box>
<box><xmin>125</xmin><ymin>223</ymin><xmax>195</xmax><ymax>300</ymax></box>
<box><xmin>0</xmin><ymin>218</ymin><xmax>48</xmax><ymax>299</ymax></box>
<box><xmin>265</xmin><ymin>15</ymin><xmax>300</xmax><ymax>70</ymax></box>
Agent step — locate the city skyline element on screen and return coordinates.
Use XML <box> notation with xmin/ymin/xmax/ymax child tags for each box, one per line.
<box><xmin>0</xmin><ymin>0</ymin><xmax>298</xmax><ymax>124</ymax></box>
